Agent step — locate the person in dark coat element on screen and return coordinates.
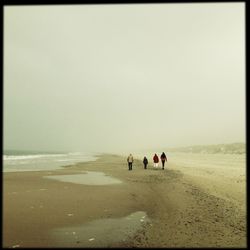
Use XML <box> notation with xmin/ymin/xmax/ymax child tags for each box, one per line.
<box><xmin>160</xmin><ymin>152</ymin><xmax>167</xmax><ymax>170</ymax></box>
<box><xmin>143</xmin><ymin>156</ymin><xmax>148</xmax><ymax>169</ymax></box>
<box><xmin>153</xmin><ymin>153</ymin><xmax>159</xmax><ymax>168</ymax></box>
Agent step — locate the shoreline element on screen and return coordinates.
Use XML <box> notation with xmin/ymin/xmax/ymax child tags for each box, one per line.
<box><xmin>3</xmin><ymin>154</ymin><xmax>246</xmax><ymax>247</ymax></box>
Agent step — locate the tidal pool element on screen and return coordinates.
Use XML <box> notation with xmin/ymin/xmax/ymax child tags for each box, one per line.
<box><xmin>50</xmin><ymin>211</ymin><xmax>149</xmax><ymax>247</ymax></box>
<box><xmin>44</xmin><ymin>171</ymin><xmax>122</xmax><ymax>185</ymax></box>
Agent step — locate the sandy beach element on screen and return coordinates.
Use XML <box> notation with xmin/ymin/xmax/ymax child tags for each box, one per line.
<box><xmin>3</xmin><ymin>153</ymin><xmax>246</xmax><ymax>248</ymax></box>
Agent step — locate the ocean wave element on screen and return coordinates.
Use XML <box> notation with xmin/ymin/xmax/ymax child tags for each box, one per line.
<box><xmin>67</xmin><ymin>152</ymin><xmax>83</xmax><ymax>156</ymax></box>
<box><xmin>3</xmin><ymin>152</ymin><xmax>98</xmax><ymax>172</ymax></box>
<box><xmin>3</xmin><ymin>154</ymin><xmax>67</xmax><ymax>161</ymax></box>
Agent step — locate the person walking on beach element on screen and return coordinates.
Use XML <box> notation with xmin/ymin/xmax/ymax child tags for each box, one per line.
<box><xmin>127</xmin><ymin>154</ymin><xmax>134</xmax><ymax>171</ymax></box>
<box><xmin>143</xmin><ymin>156</ymin><xmax>148</xmax><ymax>169</ymax></box>
<box><xmin>153</xmin><ymin>153</ymin><xmax>159</xmax><ymax>169</ymax></box>
<box><xmin>160</xmin><ymin>152</ymin><xmax>167</xmax><ymax>170</ymax></box>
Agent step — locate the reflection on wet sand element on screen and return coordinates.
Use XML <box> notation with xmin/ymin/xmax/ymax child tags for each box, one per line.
<box><xmin>50</xmin><ymin>211</ymin><xmax>149</xmax><ymax>247</ymax></box>
<box><xmin>44</xmin><ymin>171</ymin><xmax>122</xmax><ymax>185</ymax></box>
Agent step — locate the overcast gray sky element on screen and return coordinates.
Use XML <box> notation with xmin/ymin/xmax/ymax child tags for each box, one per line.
<box><xmin>4</xmin><ymin>3</ymin><xmax>245</xmax><ymax>153</ymax></box>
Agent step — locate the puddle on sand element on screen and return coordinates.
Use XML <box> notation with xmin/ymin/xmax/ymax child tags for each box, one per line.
<box><xmin>44</xmin><ymin>171</ymin><xmax>122</xmax><ymax>185</ymax></box>
<box><xmin>50</xmin><ymin>211</ymin><xmax>149</xmax><ymax>247</ymax></box>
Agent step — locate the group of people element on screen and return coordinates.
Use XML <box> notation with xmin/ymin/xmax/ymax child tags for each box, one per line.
<box><xmin>127</xmin><ymin>152</ymin><xmax>167</xmax><ymax>171</ymax></box>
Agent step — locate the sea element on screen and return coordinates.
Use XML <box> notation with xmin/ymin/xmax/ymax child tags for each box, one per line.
<box><xmin>3</xmin><ymin>150</ymin><xmax>99</xmax><ymax>172</ymax></box>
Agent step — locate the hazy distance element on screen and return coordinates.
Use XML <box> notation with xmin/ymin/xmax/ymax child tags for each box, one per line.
<box><xmin>4</xmin><ymin>3</ymin><xmax>245</xmax><ymax>153</ymax></box>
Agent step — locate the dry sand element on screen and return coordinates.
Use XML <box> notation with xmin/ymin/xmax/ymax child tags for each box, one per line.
<box><xmin>3</xmin><ymin>154</ymin><xmax>246</xmax><ymax>248</ymax></box>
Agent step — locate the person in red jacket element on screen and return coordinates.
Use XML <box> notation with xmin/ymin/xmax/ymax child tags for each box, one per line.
<box><xmin>153</xmin><ymin>153</ymin><xmax>159</xmax><ymax>168</ymax></box>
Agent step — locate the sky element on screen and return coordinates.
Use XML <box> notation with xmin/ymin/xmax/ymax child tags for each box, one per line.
<box><xmin>4</xmin><ymin>3</ymin><xmax>245</xmax><ymax>153</ymax></box>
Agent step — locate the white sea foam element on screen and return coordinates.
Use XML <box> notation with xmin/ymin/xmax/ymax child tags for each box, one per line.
<box><xmin>3</xmin><ymin>154</ymin><xmax>66</xmax><ymax>161</ymax></box>
<box><xmin>3</xmin><ymin>152</ymin><xmax>99</xmax><ymax>172</ymax></box>
<box><xmin>67</xmin><ymin>152</ymin><xmax>82</xmax><ymax>156</ymax></box>
<box><xmin>55</xmin><ymin>159</ymin><xmax>72</xmax><ymax>162</ymax></box>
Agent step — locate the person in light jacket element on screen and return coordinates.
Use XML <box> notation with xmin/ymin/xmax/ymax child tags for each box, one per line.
<box><xmin>127</xmin><ymin>154</ymin><xmax>134</xmax><ymax>171</ymax></box>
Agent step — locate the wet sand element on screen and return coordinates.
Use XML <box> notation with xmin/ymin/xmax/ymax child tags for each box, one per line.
<box><xmin>3</xmin><ymin>154</ymin><xmax>246</xmax><ymax>248</ymax></box>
